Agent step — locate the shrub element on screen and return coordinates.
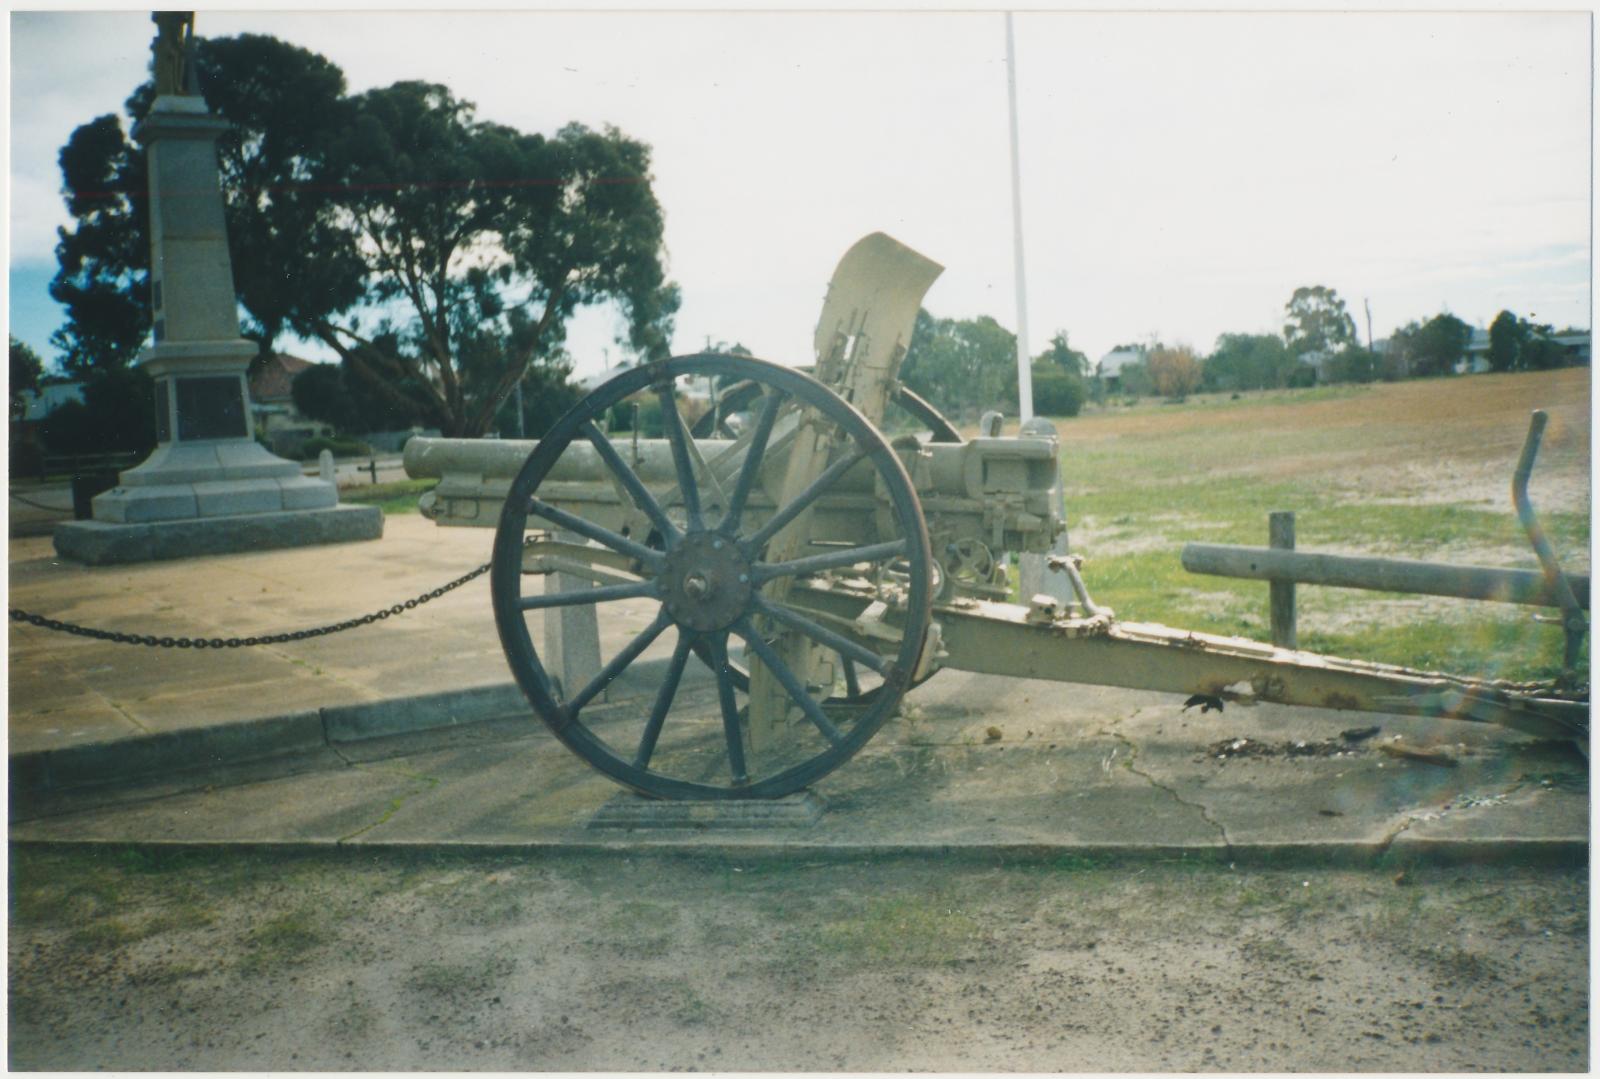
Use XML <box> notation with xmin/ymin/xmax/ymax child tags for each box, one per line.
<box><xmin>606</xmin><ymin>393</ymin><xmax>665</xmax><ymax>436</ymax></box>
<box><xmin>1147</xmin><ymin>346</ymin><xmax>1203</xmax><ymax>399</ymax></box>
<box><xmin>1031</xmin><ymin>367</ymin><xmax>1085</xmax><ymax>417</ymax></box>
<box><xmin>1325</xmin><ymin>347</ymin><xmax>1378</xmax><ymax>384</ymax></box>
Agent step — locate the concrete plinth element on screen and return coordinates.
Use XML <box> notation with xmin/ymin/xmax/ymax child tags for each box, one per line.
<box><xmin>54</xmin><ymin>504</ymin><xmax>383</xmax><ymax>565</ymax></box>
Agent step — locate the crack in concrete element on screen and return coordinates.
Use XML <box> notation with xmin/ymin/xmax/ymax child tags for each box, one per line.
<box><xmin>336</xmin><ymin>763</ymin><xmax>441</xmax><ymax>843</ymax></box>
<box><xmin>1102</xmin><ymin>713</ymin><xmax>1234</xmax><ymax>855</ymax></box>
<box><xmin>82</xmin><ymin>684</ymin><xmax>153</xmax><ymax>734</ymax></box>
<box><xmin>1375</xmin><ymin>772</ymin><xmax>1537</xmax><ymax>857</ymax></box>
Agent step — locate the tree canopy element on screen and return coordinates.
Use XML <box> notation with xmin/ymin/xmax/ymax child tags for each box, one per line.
<box><xmin>1486</xmin><ymin>310</ymin><xmax>1571</xmax><ymax>372</ymax></box>
<box><xmin>1389</xmin><ymin>312</ymin><xmax>1471</xmax><ymax>377</ymax></box>
<box><xmin>1283</xmin><ymin>285</ymin><xmax>1357</xmax><ymax>357</ymax></box>
<box><xmin>1487</xmin><ymin>310</ymin><xmax>1523</xmax><ymax>373</ymax></box>
<box><xmin>51</xmin><ymin>33</ymin><xmax>679</xmax><ymax>438</ymax></box>
<box><xmin>900</xmin><ymin>309</ymin><xmax>1018</xmax><ymax>422</ymax></box>
<box><xmin>1204</xmin><ymin>333</ymin><xmax>1301</xmax><ymax>391</ymax></box>
<box><xmin>50</xmin><ymin>110</ymin><xmax>152</xmax><ymax>376</ymax></box>
<box><xmin>1034</xmin><ymin>330</ymin><xmax>1089</xmax><ymax>377</ymax></box>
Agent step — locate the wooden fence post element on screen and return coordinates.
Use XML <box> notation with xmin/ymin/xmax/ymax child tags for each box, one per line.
<box><xmin>1269</xmin><ymin>510</ymin><xmax>1296</xmax><ymax>649</ymax></box>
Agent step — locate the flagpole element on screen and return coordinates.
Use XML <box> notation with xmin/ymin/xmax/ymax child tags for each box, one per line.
<box><xmin>1006</xmin><ymin>11</ymin><xmax>1033</xmax><ymax>421</ymax></box>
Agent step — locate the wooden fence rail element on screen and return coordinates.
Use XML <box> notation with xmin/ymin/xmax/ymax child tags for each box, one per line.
<box><xmin>1182</xmin><ymin>510</ymin><xmax>1590</xmax><ymax>649</ymax></box>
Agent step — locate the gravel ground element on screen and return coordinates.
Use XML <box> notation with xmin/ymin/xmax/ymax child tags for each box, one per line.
<box><xmin>7</xmin><ymin>846</ymin><xmax>1587</xmax><ymax>1071</ymax></box>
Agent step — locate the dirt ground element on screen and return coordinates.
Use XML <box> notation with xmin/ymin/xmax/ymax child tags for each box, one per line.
<box><xmin>7</xmin><ymin>848</ymin><xmax>1587</xmax><ymax>1071</ymax></box>
<box><xmin>1059</xmin><ymin>367</ymin><xmax>1592</xmax><ymax>518</ymax></box>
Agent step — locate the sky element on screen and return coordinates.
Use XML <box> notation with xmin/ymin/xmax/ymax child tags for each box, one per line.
<box><xmin>6</xmin><ymin>7</ymin><xmax>1593</xmax><ymax>380</ymax></box>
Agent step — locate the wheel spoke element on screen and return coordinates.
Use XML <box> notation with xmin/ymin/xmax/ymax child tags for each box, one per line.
<box><xmin>740</xmin><ymin>444</ymin><xmax>867</xmax><ymax>556</ymax></box>
<box><xmin>711</xmin><ymin>633</ymin><xmax>750</xmax><ymax>784</ymax></box>
<box><xmin>750</xmin><ymin>595</ymin><xmax>887</xmax><ymax>674</ymax></box>
<box><xmin>564</xmin><ymin>610</ymin><xmax>672</xmax><ymax>720</ymax></box>
<box><xmin>721</xmin><ymin>389</ymin><xmax>786</xmax><ymax>535</ymax></box>
<box><xmin>518</xmin><ymin>579</ymin><xmax>658</xmax><ymax>612</ymax></box>
<box><xmin>751</xmin><ymin>538</ymin><xmax>907</xmax><ymax>584</ymax></box>
<box><xmin>580</xmin><ymin>420</ymin><xmax>680</xmax><ymax>546</ymax></box>
<box><xmin>733</xmin><ymin>618</ymin><xmax>846</xmax><ymax>748</ymax></box>
<box><xmin>632</xmin><ymin>632</ymin><xmax>693</xmax><ymax>769</ymax></box>
<box><xmin>528</xmin><ymin>497</ymin><xmax>663</xmax><ymax>570</ymax></box>
<box><xmin>657</xmin><ymin>385</ymin><xmax>703</xmax><ymax>531</ymax></box>
<box><xmin>841</xmin><ymin>656</ymin><xmax>862</xmax><ymax>697</ymax></box>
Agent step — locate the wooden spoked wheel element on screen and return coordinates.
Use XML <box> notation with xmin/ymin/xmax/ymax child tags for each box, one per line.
<box><xmin>491</xmin><ymin>354</ymin><xmax>933</xmax><ymax>800</ymax></box>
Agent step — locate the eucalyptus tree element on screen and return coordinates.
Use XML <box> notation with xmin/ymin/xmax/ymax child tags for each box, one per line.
<box><xmin>51</xmin><ymin>33</ymin><xmax>678</xmax><ymax>438</ymax></box>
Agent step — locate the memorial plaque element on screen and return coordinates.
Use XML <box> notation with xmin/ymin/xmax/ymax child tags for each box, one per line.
<box><xmin>175</xmin><ymin>375</ymin><xmax>246</xmax><ymax>440</ymax></box>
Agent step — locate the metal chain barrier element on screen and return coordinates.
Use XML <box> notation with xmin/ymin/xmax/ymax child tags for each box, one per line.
<box><xmin>9</xmin><ymin>491</ymin><xmax>71</xmax><ymax>513</ymax></box>
<box><xmin>9</xmin><ymin>548</ymin><xmax>517</xmax><ymax>650</ymax></box>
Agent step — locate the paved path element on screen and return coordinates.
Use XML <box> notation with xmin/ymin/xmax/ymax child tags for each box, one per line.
<box><xmin>8</xmin><ymin>512</ymin><xmax>1589</xmax><ymax>859</ymax></box>
<box><xmin>8</xmin><ymin>484</ymin><xmax>75</xmax><ymax>537</ymax></box>
<box><xmin>9</xmin><ymin>513</ymin><xmax>649</xmax><ymax>753</ymax></box>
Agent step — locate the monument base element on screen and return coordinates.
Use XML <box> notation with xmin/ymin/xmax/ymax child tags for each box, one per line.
<box><xmin>54</xmin><ymin>504</ymin><xmax>384</xmax><ymax>565</ymax></box>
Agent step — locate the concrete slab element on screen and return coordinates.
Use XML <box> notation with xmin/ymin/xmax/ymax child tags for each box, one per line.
<box><xmin>11</xmin><ymin>669</ymin><xmax>1586</xmax><ymax>865</ymax></box>
<box><xmin>10</xmin><ymin>516</ymin><xmax>1587</xmax><ymax>864</ymax></box>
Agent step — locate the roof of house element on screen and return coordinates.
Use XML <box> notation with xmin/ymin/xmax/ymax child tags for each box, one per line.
<box><xmin>1095</xmin><ymin>348</ymin><xmax>1144</xmax><ymax>378</ymax></box>
<box><xmin>17</xmin><ymin>381</ymin><xmax>85</xmax><ymax>422</ymax></box>
<box><xmin>249</xmin><ymin>353</ymin><xmax>319</xmax><ymax>403</ymax></box>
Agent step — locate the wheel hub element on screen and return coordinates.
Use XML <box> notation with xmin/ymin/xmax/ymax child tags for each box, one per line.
<box><xmin>659</xmin><ymin>531</ymin><xmax>753</xmax><ymax>632</ymax></box>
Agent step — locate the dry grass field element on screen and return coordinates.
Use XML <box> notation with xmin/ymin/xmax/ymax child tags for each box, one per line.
<box><xmin>1048</xmin><ymin>366</ymin><xmax>1590</xmax><ymax>682</ymax></box>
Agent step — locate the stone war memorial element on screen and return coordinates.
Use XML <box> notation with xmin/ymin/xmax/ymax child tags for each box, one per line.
<box><xmin>52</xmin><ymin>12</ymin><xmax>381</xmax><ymax>565</ymax></box>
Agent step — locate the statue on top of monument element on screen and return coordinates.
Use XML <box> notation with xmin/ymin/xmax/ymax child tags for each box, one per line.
<box><xmin>151</xmin><ymin>11</ymin><xmax>198</xmax><ymax>96</ymax></box>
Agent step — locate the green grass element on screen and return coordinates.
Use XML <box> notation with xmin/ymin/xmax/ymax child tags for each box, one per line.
<box><xmin>240</xmin><ymin>908</ymin><xmax>327</xmax><ymax>972</ymax></box>
<box><xmin>818</xmin><ymin>894</ymin><xmax>984</xmax><ymax>965</ymax></box>
<box><xmin>1055</xmin><ymin>380</ymin><xmax>1589</xmax><ymax>682</ymax></box>
<box><xmin>407</xmin><ymin>953</ymin><xmax>517</xmax><ymax>996</ymax></box>
<box><xmin>340</xmin><ymin>478</ymin><xmax>437</xmax><ymax>515</ymax></box>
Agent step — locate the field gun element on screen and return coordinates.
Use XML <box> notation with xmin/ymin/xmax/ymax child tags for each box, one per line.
<box><xmin>405</xmin><ymin>233</ymin><xmax>1588</xmax><ymax>800</ymax></box>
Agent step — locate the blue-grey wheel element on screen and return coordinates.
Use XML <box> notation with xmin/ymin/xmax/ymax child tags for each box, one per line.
<box><xmin>491</xmin><ymin>354</ymin><xmax>933</xmax><ymax>800</ymax></box>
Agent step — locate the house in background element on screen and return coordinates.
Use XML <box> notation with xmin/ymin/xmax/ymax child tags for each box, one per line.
<box><xmin>248</xmin><ymin>352</ymin><xmax>334</xmax><ymax>457</ymax></box>
<box><xmin>1095</xmin><ymin>347</ymin><xmax>1145</xmax><ymax>393</ymax></box>
<box><xmin>1459</xmin><ymin>327</ymin><xmax>1591</xmax><ymax>374</ymax></box>
<box><xmin>1298</xmin><ymin>349</ymin><xmax>1334</xmax><ymax>382</ymax></box>
<box><xmin>1554</xmin><ymin>331</ymin><xmax>1593</xmax><ymax>365</ymax></box>
<box><xmin>14</xmin><ymin>381</ymin><xmax>86</xmax><ymax>426</ymax></box>
<box><xmin>1458</xmin><ymin>329</ymin><xmax>1493</xmax><ymax>374</ymax></box>
<box><xmin>10</xmin><ymin>381</ymin><xmax>87</xmax><ymax>474</ymax></box>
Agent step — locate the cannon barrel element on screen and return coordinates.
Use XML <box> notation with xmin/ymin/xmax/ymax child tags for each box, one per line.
<box><xmin>404</xmin><ymin>433</ymin><xmax>1064</xmax><ymax>555</ymax></box>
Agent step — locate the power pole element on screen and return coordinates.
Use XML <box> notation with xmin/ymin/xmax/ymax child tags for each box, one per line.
<box><xmin>1363</xmin><ymin>298</ymin><xmax>1374</xmax><ymax>352</ymax></box>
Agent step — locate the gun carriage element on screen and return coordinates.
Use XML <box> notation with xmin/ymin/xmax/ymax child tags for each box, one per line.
<box><xmin>405</xmin><ymin>234</ymin><xmax>1588</xmax><ymax>801</ymax></box>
